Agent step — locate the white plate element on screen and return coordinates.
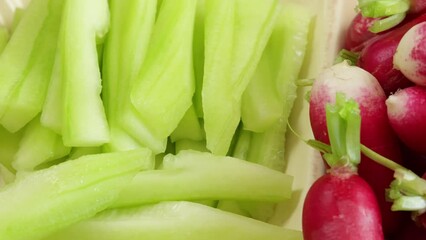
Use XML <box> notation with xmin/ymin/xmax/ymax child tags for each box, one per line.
<box><xmin>0</xmin><ymin>0</ymin><xmax>358</xmax><ymax>232</ymax></box>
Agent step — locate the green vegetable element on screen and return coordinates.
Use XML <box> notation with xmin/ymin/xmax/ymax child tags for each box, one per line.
<box><xmin>0</xmin><ymin>149</ymin><xmax>154</xmax><ymax>240</ymax></box>
<box><xmin>130</xmin><ymin>0</ymin><xmax>197</xmax><ymax>140</ymax></box>
<box><xmin>13</xmin><ymin>115</ymin><xmax>70</xmax><ymax>171</ymax></box>
<box><xmin>60</xmin><ymin>0</ymin><xmax>110</xmax><ymax>146</ymax></box>
<box><xmin>0</xmin><ymin>26</ymin><xmax>9</xmax><ymax>53</ymax></box>
<box><xmin>44</xmin><ymin>201</ymin><xmax>303</xmax><ymax>240</ymax></box>
<box><xmin>0</xmin><ymin>0</ymin><xmax>64</xmax><ymax>132</ymax></box>
<box><xmin>202</xmin><ymin>0</ymin><xmax>281</xmax><ymax>155</ymax></box>
<box><xmin>111</xmin><ymin>150</ymin><xmax>293</xmax><ymax>208</ymax></box>
<box><xmin>101</xmin><ymin>0</ymin><xmax>161</xmax><ymax>152</ymax></box>
<box><xmin>0</xmin><ymin>126</ymin><xmax>22</xmax><ymax>173</ymax></box>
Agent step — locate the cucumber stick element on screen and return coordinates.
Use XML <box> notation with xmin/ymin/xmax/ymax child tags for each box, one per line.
<box><xmin>44</xmin><ymin>201</ymin><xmax>303</xmax><ymax>240</ymax></box>
<box><xmin>0</xmin><ymin>126</ymin><xmax>22</xmax><ymax>173</ymax></box>
<box><xmin>0</xmin><ymin>26</ymin><xmax>9</xmax><ymax>53</ymax></box>
<box><xmin>130</xmin><ymin>0</ymin><xmax>197</xmax><ymax>140</ymax></box>
<box><xmin>0</xmin><ymin>0</ymin><xmax>63</xmax><ymax>132</ymax></box>
<box><xmin>0</xmin><ymin>149</ymin><xmax>154</xmax><ymax>240</ymax></box>
<box><xmin>246</xmin><ymin>4</ymin><xmax>312</xmax><ymax>171</ymax></box>
<box><xmin>102</xmin><ymin>0</ymin><xmax>164</xmax><ymax>152</ymax></box>
<box><xmin>202</xmin><ymin>0</ymin><xmax>281</xmax><ymax>155</ymax></box>
<box><xmin>111</xmin><ymin>150</ymin><xmax>293</xmax><ymax>208</ymax></box>
<box><xmin>61</xmin><ymin>0</ymin><xmax>110</xmax><ymax>146</ymax></box>
<box><xmin>13</xmin><ymin>115</ymin><xmax>70</xmax><ymax>171</ymax></box>
<box><xmin>192</xmin><ymin>0</ymin><xmax>205</xmax><ymax>117</ymax></box>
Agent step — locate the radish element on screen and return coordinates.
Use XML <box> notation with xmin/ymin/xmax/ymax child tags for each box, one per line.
<box><xmin>309</xmin><ymin>61</ymin><xmax>405</xmax><ymax>235</ymax></box>
<box><xmin>361</xmin><ymin>145</ymin><xmax>426</xmax><ymax>232</ymax></box>
<box><xmin>393</xmin><ymin>22</ymin><xmax>426</xmax><ymax>86</ymax></box>
<box><xmin>344</xmin><ymin>13</ymin><xmax>379</xmax><ymax>51</ymax></box>
<box><xmin>303</xmin><ymin>93</ymin><xmax>383</xmax><ymax>240</ymax></box>
<box><xmin>356</xmin><ymin>13</ymin><xmax>426</xmax><ymax>95</ymax></box>
<box><xmin>386</xmin><ymin>86</ymin><xmax>426</xmax><ymax>154</ymax></box>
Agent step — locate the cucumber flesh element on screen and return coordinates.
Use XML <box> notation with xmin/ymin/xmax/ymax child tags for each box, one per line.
<box><xmin>111</xmin><ymin>150</ymin><xmax>293</xmax><ymax>208</ymax></box>
<box><xmin>0</xmin><ymin>148</ymin><xmax>154</xmax><ymax>240</ymax></box>
<box><xmin>44</xmin><ymin>201</ymin><xmax>303</xmax><ymax>240</ymax></box>
<box><xmin>202</xmin><ymin>0</ymin><xmax>281</xmax><ymax>155</ymax></box>
<box><xmin>61</xmin><ymin>0</ymin><xmax>110</xmax><ymax>146</ymax></box>
<box><xmin>0</xmin><ymin>0</ymin><xmax>64</xmax><ymax>132</ymax></box>
<box><xmin>130</xmin><ymin>0</ymin><xmax>197</xmax><ymax>140</ymax></box>
<box><xmin>13</xmin><ymin>115</ymin><xmax>70</xmax><ymax>171</ymax></box>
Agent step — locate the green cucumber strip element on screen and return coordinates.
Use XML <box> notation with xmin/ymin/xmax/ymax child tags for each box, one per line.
<box><xmin>0</xmin><ymin>0</ymin><xmax>64</xmax><ymax>132</ymax></box>
<box><xmin>0</xmin><ymin>163</ymin><xmax>15</xmax><ymax>188</ymax></box>
<box><xmin>119</xmin><ymin>105</ymin><xmax>167</xmax><ymax>154</ymax></box>
<box><xmin>193</xmin><ymin>0</ymin><xmax>205</xmax><ymax>117</ymax></box>
<box><xmin>102</xmin><ymin>0</ymin><xmax>157</xmax><ymax>152</ymax></box>
<box><xmin>0</xmin><ymin>148</ymin><xmax>154</xmax><ymax>240</ymax></box>
<box><xmin>61</xmin><ymin>0</ymin><xmax>110</xmax><ymax>146</ymax></box>
<box><xmin>0</xmin><ymin>126</ymin><xmax>23</xmax><ymax>173</ymax></box>
<box><xmin>40</xmin><ymin>50</ymin><xmax>63</xmax><ymax>133</ymax></box>
<box><xmin>247</xmin><ymin>117</ymin><xmax>287</xmax><ymax>172</ymax></box>
<box><xmin>68</xmin><ymin>147</ymin><xmax>102</xmax><ymax>160</ymax></box>
<box><xmin>174</xmin><ymin>139</ymin><xmax>207</xmax><ymax>153</ymax></box>
<box><xmin>217</xmin><ymin>200</ymin><xmax>251</xmax><ymax>217</ymax></box>
<box><xmin>202</xmin><ymin>0</ymin><xmax>235</xmax><ymax>155</ymax></box>
<box><xmin>103</xmin><ymin>127</ymin><xmax>141</xmax><ymax>153</ymax></box>
<box><xmin>10</xmin><ymin>8</ymin><xmax>26</xmax><ymax>33</ymax></box>
<box><xmin>241</xmin><ymin>45</ymin><xmax>281</xmax><ymax>132</ymax></box>
<box><xmin>170</xmin><ymin>105</ymin><xmax>204</xmax><ymax>142</ymax></box>
<box><xmin>0</xmin><ymin>26</ymin><xmax>9</xmax><ymax>53</ymax></box>
<box><xmin>111</xmin><ymin>150</ymin><xmax>293</xmax><ymax>208</ymax></box>
<box><xmin>0</xmin><ymin>0</ymin><xmax>53</xmax><ymax>119</ymax></box>
<box><xmin>246</xmin><ymin>3</ymin><xmax>312</xmax><ymax>172</ymax></box>
<box><xmin>130</xmin><ymin>0</ymin><xmax>197</xmax><ymax>140</ymax></box>
<box><xmin>12</xmin><ymin>116</ymin><xmax>70</xmax><ymax>171</ymax></box>
<box><xmin>44</xmin><ymin>201</ymin><xmax>302</xmax><ymax>240</ymax></box>
<box><xmin>202</xmin><ymin>0</ymin><xmax>281</xmax><ymax>155</ymax></box>
<box><xmin>232</xmin><ymin>128</ymin><xmax>252</xmax><ymax>160</ymax></box>
<box><xmin>242</xmin><ymin>3</ymin><xmax>311</xmax><ymax>133</ymax></box>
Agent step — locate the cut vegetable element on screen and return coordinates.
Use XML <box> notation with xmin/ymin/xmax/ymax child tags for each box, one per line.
<box><xmin>13</xmin><ymin>115</ymin><xmax>70</xmax><ymax>171</ymax></box>
<box><xmin>393</xmin><ymin>22</ymin><xmax>426</xmax><ymax>86</ymax></box>
<box><xmin>0</xmin><ymin>0</ymin><xmax>64</xmax><ymax>132</ymax></box>
<box><xmin>44</xmin><ymin>201</ymin><xmax>303</xmax><ymax>240</ymax></box>
<box><xmin>241</xmin><ymin>3</ymin><xmax>311</xmax><ymax>133</ymax></box>
<box><xmin>202</xmin><ymin>0</ymin><xmax>281</xmax><ymax>155</ymax></box>
<box><xmin>0</xmin><ymin>0</ymin><xmax>63</xmax><ymax>132</ymax></box>
<box><xmin>111</xmin><ymin>150</ymin><xmax>293</xmax><ymax>208</ymax></box>
<box><xmin>60</xmin><ymin>0</ymin><xmax>110</xmax><ymax>146</ymax></box>
<box><xmin>130</xmin><ymin>0</ymin><xmax>197</xmax><ymax>140</ymax></box>
<box><xmin>0</xmin><ymin>148</ymin><xmax>154</xmax><ymax>240</ymax></box>
<box><xmin>0</xmin><ymin>26</ymin><xmax>9</xmax><ymax>53</ymax></box>
<box><xmin>101</xmin><ymin>0</ymin><xmax>159</xmax><ymax>152</ymax></box>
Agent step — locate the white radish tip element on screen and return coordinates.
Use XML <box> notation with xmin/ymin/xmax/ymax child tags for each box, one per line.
<box><xmin>394</xmin><ymin>22</ymin><xmax>426</xmax><ymax>86</ymax></box>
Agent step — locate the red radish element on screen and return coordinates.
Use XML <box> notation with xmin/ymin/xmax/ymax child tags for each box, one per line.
<box><xmin>309</xmin><ymin>61</ymin><xmax>405</xmax><ymax>236</ymax></box>
<box><xmin>303</xmin><ymin>93</ymin><xmax>383</xmax><ymax>240</ymax></box>
<box><xmin>410</xmin><ymin>0</ymin><xmax>426</xmax><ymax>14</ymax></box>
<box><xmin>393</xmin><ymin>22</ymin><xmax>426</xmax><ymax>85</ymax></box>
<box><xmin>344</xmin><ymin>13</ymin><xmax>380</xmax><ymax>51</ymax></box>
<box><xmin>356</xmin><ymin>12</ymin><xmax>426</xmax><ymax>95</ymax></box>
<box><xmin>386</xmin><ymin>86</ymin><xmax>426</xmax><ymax>154</ymax></box>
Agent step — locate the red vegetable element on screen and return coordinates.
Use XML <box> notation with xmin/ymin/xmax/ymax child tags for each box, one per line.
<box><xmin>386</xmin><ymin>86</ymin><xmax>426</xmax><ymax>154</ymax></box>
<box><xmin>344</xmin><ymin>13</ymin><xmax>379</xmax><ymax>51</ymax></box>
<box><xmin>303</xmin><ymin>93</ymin><xmax>383</xmax><ymax>240</ymax></box>
<box><xmin>409</xmin><ymin>0</ymin><xmax>426</xmax><ymax>14</ymax></box>
<box><xmin>357</xmin><ymin>13</ymin><xmax>426</xmax><ymax>95</ymax></box>
<box><xmin>309</xmin><ymin>61</ymin><xmax>405</xmax><ymax>236</ymax></box>
<box><xmin>393</xmin><ymin>22</ymin><xmax>426</xmax><ymax>85</ymax></box>
<box><xmin>302</xmin><ymin>167</ymin><xmax>383</xmax><ymax>240</ymax></box>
